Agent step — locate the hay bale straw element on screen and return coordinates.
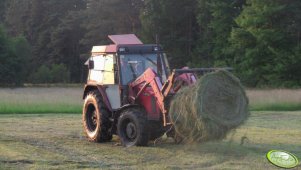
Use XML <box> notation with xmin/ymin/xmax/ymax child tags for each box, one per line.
<box><xmin>169</xmin><ymin>70</ymin><xmax>249</xmax><ymax>143</ymax></box>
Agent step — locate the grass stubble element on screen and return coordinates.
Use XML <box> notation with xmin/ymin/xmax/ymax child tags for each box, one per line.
<box><xmin>0</xmin><ymin>112</ymin><xmax>300</xmax><ymax>169</ymax></box>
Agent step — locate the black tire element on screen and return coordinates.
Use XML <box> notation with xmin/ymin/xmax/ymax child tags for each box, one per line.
<box><xmin>148</xmin><ymin>121</ymin><xmax>165</xmax><ymax>141</ymax></box>
<box><xmin>82</xmin><ymin>90</ymin><xmax>112</xmax><ymax>142</ymax></box>
<box><xmin>117</xmin><ymin>108</ymin><xmax>149</xmax><ymax>147</ymax></box>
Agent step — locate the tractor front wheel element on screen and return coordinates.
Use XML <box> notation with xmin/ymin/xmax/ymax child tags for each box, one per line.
<box><xmin>117</xmin><ymin>108</ymin><xmax>149</xmax><ymax>147</ymax></box>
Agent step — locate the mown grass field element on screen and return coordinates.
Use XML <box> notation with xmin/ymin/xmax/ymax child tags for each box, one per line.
<box><xmin>0</xmin><ymin>111</ymin><xmax>300</xmax><ymax>169</ymax></box>
<box><xmin>1</xmin><ymin>87</ymin><xmax>301</xmax><ymax>114</ymax></box>
<box><xmin>0</xmin><ymin>87</ymin><xmax>301</xmax><ymax>169</ymax></box>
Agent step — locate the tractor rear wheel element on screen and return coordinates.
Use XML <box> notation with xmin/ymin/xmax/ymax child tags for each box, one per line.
<box><xmin>117</xmin><ymin>108</ymin><xmax>149</xmax><ymax>147</ymax></box>
<box><xmin>82</xmin><ymin>90</ymin><xmax>112</xmax><ymax>142</ymax></box>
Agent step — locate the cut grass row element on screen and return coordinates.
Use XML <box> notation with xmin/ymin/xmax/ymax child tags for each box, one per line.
<box><xmin>0</xmin><ymin>111</ymin><xmax>300</xmax><ymax>169</ymax></box>
<box><xmin>1</xmin><ymin>87</ymin><xmax>301</xmax><ymax>114</ymax></box>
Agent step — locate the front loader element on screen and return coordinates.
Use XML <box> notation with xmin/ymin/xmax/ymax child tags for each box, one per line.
<box><xmin>82</xmin><ymin>34</ymin><xmax>229</xmax><ymax>146</ymax></box>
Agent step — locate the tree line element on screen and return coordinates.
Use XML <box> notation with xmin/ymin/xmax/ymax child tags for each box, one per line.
<box><xmin>0</xmin><ymin>0</ymin><xmax>300</xmax><ymax>87</ymax></box>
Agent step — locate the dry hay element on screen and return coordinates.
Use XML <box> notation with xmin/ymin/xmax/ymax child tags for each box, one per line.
<box><xmin>169</xmin><ymin>70</ymin><xmax>249</xmax><ymax>143</ymax></box>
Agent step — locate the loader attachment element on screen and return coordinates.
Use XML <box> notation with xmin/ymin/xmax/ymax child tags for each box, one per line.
<box><xmin>173</xmin><ymin>67</ymin><xmax>233</xmax><ymax>74</ymax></box>
<box><xmin>161</xmin><ymin>67</ymin><xmax>233</xmax><ymax>97</ymax></box>
<box><xmin>129</xmin><ymin>67</ymin><xmax>233</xmax><ymax>126</ymax></box>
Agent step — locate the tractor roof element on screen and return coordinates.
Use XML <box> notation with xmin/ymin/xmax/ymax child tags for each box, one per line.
<box><xmin>108</xmin><ymin>34</ymin><xmax>143</xmax><ymax>45</ymax></box>
<box><xmin>91</xmin><ymin>34</ymin><xmax>143</xmax><ymax>55</ymax></box>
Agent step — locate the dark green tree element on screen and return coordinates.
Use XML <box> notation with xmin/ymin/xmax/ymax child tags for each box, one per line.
<box><xmin>0</xmin><ymin>0</ymin><xmax>8</xmax><ymax>24</ymax></box>
<box><xmin>0</xmin><ymin>26</ymin><xmax>31</xmax><ymax>85</ymax></box>
<box><xmin>11</xmin><ymin>36</ymin><xmax>32</xmax><ymax>84</ymax></box>
<box><xmin>230</xmin><ymin>0</ymin><xmax>301</xmax><ymax>87</ymax></box>
<box><xmin>192</xmin><ymin>0</ymin><xmax>245</xmax><ymax>67</ymax></box>
<box><xmin>7</xmin><ymin>0</ymin><xmax>87</xmax><ymax>82</ymax></box>
<box><xmin>29</xmin><ymin>65</ymin><xmax>52</xmax><ymax>84</ymax></box>
<box><xmin>49</xmin><ymin>11</ymin><xmax>86</xmax><ymax>82</ymax></box>
<box><xmin>50</xmin><ymin>64</ymin><xmax>70</xmax><ymax>83</ymax></box>
<box><xmin>141</xmin><ymin>0</ymin><xmax>199</xmax><ymax>68</ymax></box>
<box><xmin>4</xmin><ymin>0</ymin><xmax>31</xmax><ymax>37</ymax></box>
<box><xmin>28</xmin><ymin>0</ymin><xmax>86</xmax><ymax>65</ymax></box>
<box><xmin>81</xmin><ymin>0</ymin><xmax>143</xmax><ymax>52</ymax></box>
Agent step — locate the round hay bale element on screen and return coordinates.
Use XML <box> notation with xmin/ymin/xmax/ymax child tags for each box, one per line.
<box><xmin>169</xmin><ymin>70</ymin><xmax>249</xmax><ymax>143</ymax></box>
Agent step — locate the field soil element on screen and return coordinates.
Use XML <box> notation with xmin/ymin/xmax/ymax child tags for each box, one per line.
<box><xmin>0</xmin><ymin>112</ymin><xmax>300</xmax><ymax>169</ymax></box>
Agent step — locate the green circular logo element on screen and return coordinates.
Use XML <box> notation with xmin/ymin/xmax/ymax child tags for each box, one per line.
<box><xmin>267</xmin><ymin>150</ymin><xmax>299</xmax><ymax>169</ymax></box>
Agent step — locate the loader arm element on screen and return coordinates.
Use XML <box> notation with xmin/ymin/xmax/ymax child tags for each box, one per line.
<box><xmin>129</xmin><ymin>68</ymin><xmax>169</xmax><ymax>124</ymax></box>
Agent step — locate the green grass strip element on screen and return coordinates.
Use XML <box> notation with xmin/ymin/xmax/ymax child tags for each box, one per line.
<box><xmin>250</xmin><ymin>103</ymin><xmax>301</xmax><ymax>111</ymax></box>
<box><xmin>1</xmin><ymin>103</ymin><xmax>301</xmax><ymax>114</ymax></box>
<box><xmin>0</xmin><ymin>104</ymin><xmax>82</xmax><ymax>114</ymax></box>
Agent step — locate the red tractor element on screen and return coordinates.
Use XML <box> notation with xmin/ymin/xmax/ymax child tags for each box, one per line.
<box><xmin>82</xmin><ymin>34</ymin><xmax>225</xmax><ymax>146</ymax></box>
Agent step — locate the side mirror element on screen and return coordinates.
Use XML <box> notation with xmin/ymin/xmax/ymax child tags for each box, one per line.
<box><xmin>88</xmin><ymin>60</ymin><xmax>94</xmax><ymax>69</ymax></box>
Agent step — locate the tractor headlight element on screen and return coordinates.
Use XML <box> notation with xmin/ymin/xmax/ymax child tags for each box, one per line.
<box><xmin>119</xmin><ymin>47</ymin><xmax>126</xmax><ymax>52</ymax></box>
<box><xmin>153</xmin><ymin>46</ymin><xmax>160</xmax><ymax>51</ymax></box>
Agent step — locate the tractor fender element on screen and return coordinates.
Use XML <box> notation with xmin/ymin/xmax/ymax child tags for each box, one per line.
<box><xmin>83</xmin><ymin>84</ymin><xmax>113</xmax><ymax>111</ymax></box>
<box><xmin>115</xmin><ymin>104</ymin><xmax>152</xmax><ymax>119</ymax></box>
<box><xmin>115</xmin><ymin>104</ymin><xmax>140</xmax><ymax>115</ymax></box>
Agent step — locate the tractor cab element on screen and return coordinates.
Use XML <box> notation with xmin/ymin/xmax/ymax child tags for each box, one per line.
<box><xmin>84</xmin><ymin>34</ymin><xmax>170</xmax><ymax>109</ymax></box>
<box><xmin>117</xmin><ymin>45</ymin><xmax>169</xmax><ymax>85</ymax></box>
